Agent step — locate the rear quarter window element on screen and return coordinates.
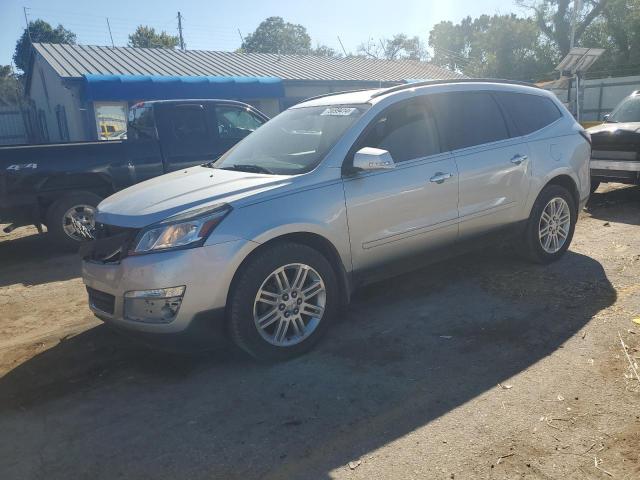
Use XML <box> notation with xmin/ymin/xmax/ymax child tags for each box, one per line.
<box><xmin>495</xmin><ymin>92</ymin><xmax>563</xmax><ymax>136</ymax></box>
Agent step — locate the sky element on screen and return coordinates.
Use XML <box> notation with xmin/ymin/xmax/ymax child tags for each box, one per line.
<box><xmin>0</xmin><ymin>0</ymin><xmax>522</xmax><ymax>70</ymax></box>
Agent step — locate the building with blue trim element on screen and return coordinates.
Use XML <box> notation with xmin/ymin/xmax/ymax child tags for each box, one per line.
<box><xmin>26</xmin><ymin>43</ymin><xmax>462</xmax><ymax>143</ymax></box>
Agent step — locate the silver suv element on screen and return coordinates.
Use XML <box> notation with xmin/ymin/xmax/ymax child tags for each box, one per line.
<box><xmin>82</xmin><ymin>80</ymin><xmax>591</xmax><ymax>360</ymax></box>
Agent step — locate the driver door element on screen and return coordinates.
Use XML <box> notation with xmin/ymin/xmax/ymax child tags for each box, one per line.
<box><xmin>342</xmin><ymin>98</ymin><xmax>459</xmax><ymax>274</ymax></box>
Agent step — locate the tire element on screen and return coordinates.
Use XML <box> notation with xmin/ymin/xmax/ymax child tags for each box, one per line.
<box><xmin>590</xmin><ymin>180</ymin><xmax>601</xmax><ymax>194</ymax></box>
<box><xmin>519</xmin><ymin>184</ymin><xmax>577</xmax><ymax>264</ymax></box>
<box><xmin>46</xmin><ymin>191</ymin><xmax>102</xmax><ymax>252</ymax></box>
<box><xmin>228</xmin><ymin>242</ymin><xmax>338</xmax><ymax>361</ymax></box>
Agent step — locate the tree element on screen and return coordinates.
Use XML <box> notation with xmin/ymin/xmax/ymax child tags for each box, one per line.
<box><xmin>311</xmin><ymin>44</ymin><xmax>341</xmax><ymax>58</ymax></box>
<box><xmin>429</xmin><ymin>14</ymin><xmax>557</xmax><ymax>81</ymax></box>
<box><xmin>518</xmin><ymin>0</ymin><xmax>609</xmax><ymax>57</ymax></box>
<box><xmin>128</xmin><ymin>26</ymin><xmax>179</xmax><ymax>49</ymax></box>
<box><xmin>357</xmin><ymin>34</ymin><xmax>428</xmax><ymax>61</ymax></box>
<box><xmin>0</xmin><ymin>65</ymin><xmax>22</xmax><ymax>106</ymax></box>
<box><xmin>13</xmin><ymin>19</ymin><xmax>76</xmax><ymax>73</ymax></box>
<box><xmin>580</xmin><ymin>0</ymin><xmax>640</xmax><ymax>75</ymax></box>
<box><xmin>241</xmin><ymin>17</ymin><xmax>311</xmax><ymax>54</ymax></box>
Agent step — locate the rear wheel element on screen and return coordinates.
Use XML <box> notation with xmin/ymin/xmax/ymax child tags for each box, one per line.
<box><xmin>228</xmin><ymin>242</ymin><xmax>338</xmax><ymax>361</ymax></box>
<box><xmin>519</xmin><ymin>184</ymin><xmax>576</xmax><ymax>264</ymax></box>
<box><xmin>46</xmin><ymin>192</ymin><xmax>102</xmax><ymax>251</ymax></box>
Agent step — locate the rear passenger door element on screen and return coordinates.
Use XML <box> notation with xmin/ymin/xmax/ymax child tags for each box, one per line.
<box><xmin>430</xmin><ymin>91</ymin><xmax>531</xmax><ymax>238</ymax></box>
<box><xmin>343</xmin><ymin>98</ymin><xmax>459</xmax><ymax>274</ymax></box>
<box><xmin>156</xmin><ymin>103</ymin><xmax>219</xmax><ymax>172</ymax></box>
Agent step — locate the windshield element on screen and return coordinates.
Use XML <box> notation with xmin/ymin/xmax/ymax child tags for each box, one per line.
<box><xmin>213</xmin><ymin>104</ymin><xmax>369</xmax><ymax>175</ymax></box>
<box><xmin>608</xmin><ymin>94</ymin><xmax>640</xmax><ymax>123</ymax></box>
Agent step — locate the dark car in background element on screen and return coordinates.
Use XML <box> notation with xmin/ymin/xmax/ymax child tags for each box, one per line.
<box><xmin>0</xmin><ymin>99</ymin><xmax>268</xmax><ymax>249</ymax></box>
<box><xmin>588</xmin><ymin>90</ymin><xmax>640</xmax><ymax>192</ymax></box>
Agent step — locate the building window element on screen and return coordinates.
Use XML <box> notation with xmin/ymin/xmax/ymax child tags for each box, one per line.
<box><xmin>94</xmin><ymin>102</ymin><xmax>127</xmax><ymax>140</ymax></box>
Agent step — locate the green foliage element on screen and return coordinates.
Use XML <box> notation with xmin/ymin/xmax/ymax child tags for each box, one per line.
<box><xmin>520</xmin><ymin>0</ymin><xmax>608</xmax><ymax>57</ymax></box>
<box><xmin>581</xmin><ymin>0</ymin><xmax>640</xmax><ymax>76</ymax></box>
<box><xmin>0</xmin><ymin>65</ymin><xmax>22</xmax><ymax>106</ymax></box>
<box><xmin>429</xmin><ymin>14</ymin><xmax>556</xmax><ymax>81</ymax></box>
<box><xmin>13</xmin><ymin>19</ymin><xmax>76</xmax><ymax>73</ymax></box>
<box><xmin>128</xmin><ymin>26</ymin><xmax>179</xmax><ymax>49</ymax></box>
<box><xmin>357</xmin><ymin>34</ymin><xmax>428</xmax><ymax>61</ymax></box>
<box><xmin>241</xmin><ymin>17</ymin><xmax>311</xmax><ymax>54</ymax></box>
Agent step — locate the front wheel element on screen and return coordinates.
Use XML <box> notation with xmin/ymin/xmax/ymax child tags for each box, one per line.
<box><xmin>519</xmin><ymin>185</ymin><xmax>576</xmax><ymax>264</ymax></box>
<box><xmin>227</xmin><ymin>242</ymin><xmax>338</xmax><ymax>361</ymax></box>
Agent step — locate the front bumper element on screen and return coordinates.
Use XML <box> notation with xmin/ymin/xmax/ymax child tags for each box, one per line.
<box><xmin>82</xmin><ymin>238</ymin><xmax>257</xmax><ymax>338</ymax></box>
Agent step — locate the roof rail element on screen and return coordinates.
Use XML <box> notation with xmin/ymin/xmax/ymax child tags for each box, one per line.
<box><xmin>302</xmin><ymin>87</ymin><xmax>384</xmax><ymax>103</ymax></box>
<box><xmin>370</xmin><ymin>78</ymin><xmax>539</xmax><ymax>98</ymax></box>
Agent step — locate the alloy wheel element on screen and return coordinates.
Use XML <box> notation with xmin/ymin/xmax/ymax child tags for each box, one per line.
<box><xmin>538</xmin><ymin>197</ymin><xmax>571</xmax><ymax>254</ymax></box>
<box><xmin>62</xmin><ymin>204</ymin><xmax>96</xmax><ymax>241</ymax></box>
<box><xmin>253</xmin><ymin>263</ymin><xmax>326</xmax><ymax>347</ymax></box>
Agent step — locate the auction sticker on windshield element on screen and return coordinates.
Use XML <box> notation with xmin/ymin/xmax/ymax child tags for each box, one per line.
<box><xmin>320</xmin><ymin>107</ymin><xmax>358</xmax><ymax>116</ymax></box>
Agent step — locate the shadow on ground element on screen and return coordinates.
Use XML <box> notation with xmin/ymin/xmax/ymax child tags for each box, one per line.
<box><xmin>0</xmin><ymin>229</ymin><xmax>79</xmax><ymax>287</ymax></box>
<box><xmin>586</xmin><ymin>184</ymin><xmax>640</xmax><ymax>225</ymax></box>
<box><xmin>0</xmin><ymin>248</ymin><xmax>615</xmax><ymax>480</ymax></box>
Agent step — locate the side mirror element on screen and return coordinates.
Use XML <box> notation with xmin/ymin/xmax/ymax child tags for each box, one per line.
<box><xmin>353</xmin><ymin>147</ymin><xmax>396</xmax><ymax>171</ymax></box>
<box><xmin>603</xmin><ymin>113</ymin><xmax>610</xmax><ymax>121</ymax></box>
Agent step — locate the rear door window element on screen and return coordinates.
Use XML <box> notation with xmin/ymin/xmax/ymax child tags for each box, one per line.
<box><xmin>170</xmin><ymin>105</ymin><xmax>208</xmax><ymax>142</ymax></box>
<box><xmin>430</xmin><ymin>92</ymin><xmax>510</xmax><ymax>150</ymax></box>
<box><xmin>357</xmin><ymin>99</ymin><xmax>440</xmax><ymax>162</ymax></box>
<box><xmin>495</xmin><ymin>92</ymin><xmax>563</xmax><ymax>135</ymax></box>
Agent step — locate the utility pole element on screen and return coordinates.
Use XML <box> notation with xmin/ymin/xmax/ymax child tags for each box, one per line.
<box><xmin>106</xmin><ymin>18</ymin><xmax>115</xmax><ymax>47</ymax></box>
<box><xmin>23</xmin><ymin>7</ymin><xmax>32</xmax><ymax>44</ymax></box>
<box><xmin>177</xmin><ymin>12</ymin><xmax>185</xmax><ymax>50</ymax></box>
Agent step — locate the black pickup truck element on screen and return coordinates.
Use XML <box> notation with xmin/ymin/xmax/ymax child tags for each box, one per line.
<box><xmin>0</xmin><ymin>99</ymin><xmax>268</xmax><ymax>249</ymax></box>
<box><xmin>588</xmin><ymin>90</ymin><xmax>640</xmax><ymax>192</ymax></box>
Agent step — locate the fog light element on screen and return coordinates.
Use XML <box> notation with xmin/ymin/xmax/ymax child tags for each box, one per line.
<box><xmin>124</xmin><ymin>286</ymin><xmax>186</xmax><ymax>324</ymax></box>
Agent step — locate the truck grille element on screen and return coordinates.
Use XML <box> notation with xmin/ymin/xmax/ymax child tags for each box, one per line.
<box><xmin>87</xmin><ymin>287</ymin><xmax>115</xmax><ymax>315</ymax></box>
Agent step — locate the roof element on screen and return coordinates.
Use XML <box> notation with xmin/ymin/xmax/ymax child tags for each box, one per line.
<box><xmin>32</xmin><ymin>43</ymin><xmax>463</xmax><ymax>83</ymax></box>
<box><xmin>296</xmin><ymin>80</ymin><xmax>549</xmax><ymax>108</ymax></box>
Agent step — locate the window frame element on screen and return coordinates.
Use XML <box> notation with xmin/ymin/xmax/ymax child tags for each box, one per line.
<box><xmin>343</xmin><ymin>96</ymin><xmax>444</xmax><ymax>174</ymax></box>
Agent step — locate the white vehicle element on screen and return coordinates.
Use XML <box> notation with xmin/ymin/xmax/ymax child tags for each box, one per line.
<box><xmin>82</xmin><ymin>79</ymin><xmax>592</xmax><ymax>360</ymax></box>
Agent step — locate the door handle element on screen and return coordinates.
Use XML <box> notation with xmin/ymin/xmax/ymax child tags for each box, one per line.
<box><xmin>429</xmin><ymin>172</ymin><xmax>453</xmax><ymax>184</ymax></box>
<box><xmin>510</xmin><ymin>154</ymin><xmax>528</xmax><ymax>165</ymax></box>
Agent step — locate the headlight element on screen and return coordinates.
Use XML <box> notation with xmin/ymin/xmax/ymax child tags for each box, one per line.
<box><xmin>131</xmin><ymin>204</ymin><xmax>231</xmax><ymax>255</ymax></box>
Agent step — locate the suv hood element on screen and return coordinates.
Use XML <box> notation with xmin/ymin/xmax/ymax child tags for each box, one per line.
<box><xmin>97</xmin><ymin>166</ymin><xmax>292</xmax><ymax>228</ymax></box>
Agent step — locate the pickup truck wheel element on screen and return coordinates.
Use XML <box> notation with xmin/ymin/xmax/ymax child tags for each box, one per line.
<box><xmin>46</xmin><ymin>192</ymin><xmax>102</xmax><ymax>251</ymax></box>
<box><xmin>228</xmin><ymin>242</ymin><xmax>338</xmax><ymax>361</ymax></box>
<box><xmin>519</xmin><ymin>184</ymin><xmax>576</xmax><ymax>264</ymax></box>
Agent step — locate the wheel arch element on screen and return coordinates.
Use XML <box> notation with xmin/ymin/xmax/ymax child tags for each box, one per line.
<box><xmin>544</xmin><ymin>174</ymin><xmax>580</xmax><ymax>211</ymax></box>
<box><xmin>227</xmin><ymin>231</ymin><xmax>353</xmax><ymax>310</ymax></box>
<box><xmin>37</xmin><ymin>173</ymin><xmax>114</xmax><ymax>212</ymax></box>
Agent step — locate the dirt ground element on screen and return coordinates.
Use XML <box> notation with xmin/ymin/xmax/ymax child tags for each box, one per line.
<box><xmin>0</xmin><ymin>184</ymin><xmax>639</xmax><ymax>480</ymax></box>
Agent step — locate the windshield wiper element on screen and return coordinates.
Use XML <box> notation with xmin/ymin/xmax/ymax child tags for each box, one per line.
<box><xmin>219</xmin><ymin>164</ymin><xmax>275</xmax><ymax>174</ymax></box>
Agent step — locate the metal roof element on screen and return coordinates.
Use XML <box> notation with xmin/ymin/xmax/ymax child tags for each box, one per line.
<box><xmin>32</xmin><ymin>43</ymin><xmax>463</xmax><ymax>83</ymax></box>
